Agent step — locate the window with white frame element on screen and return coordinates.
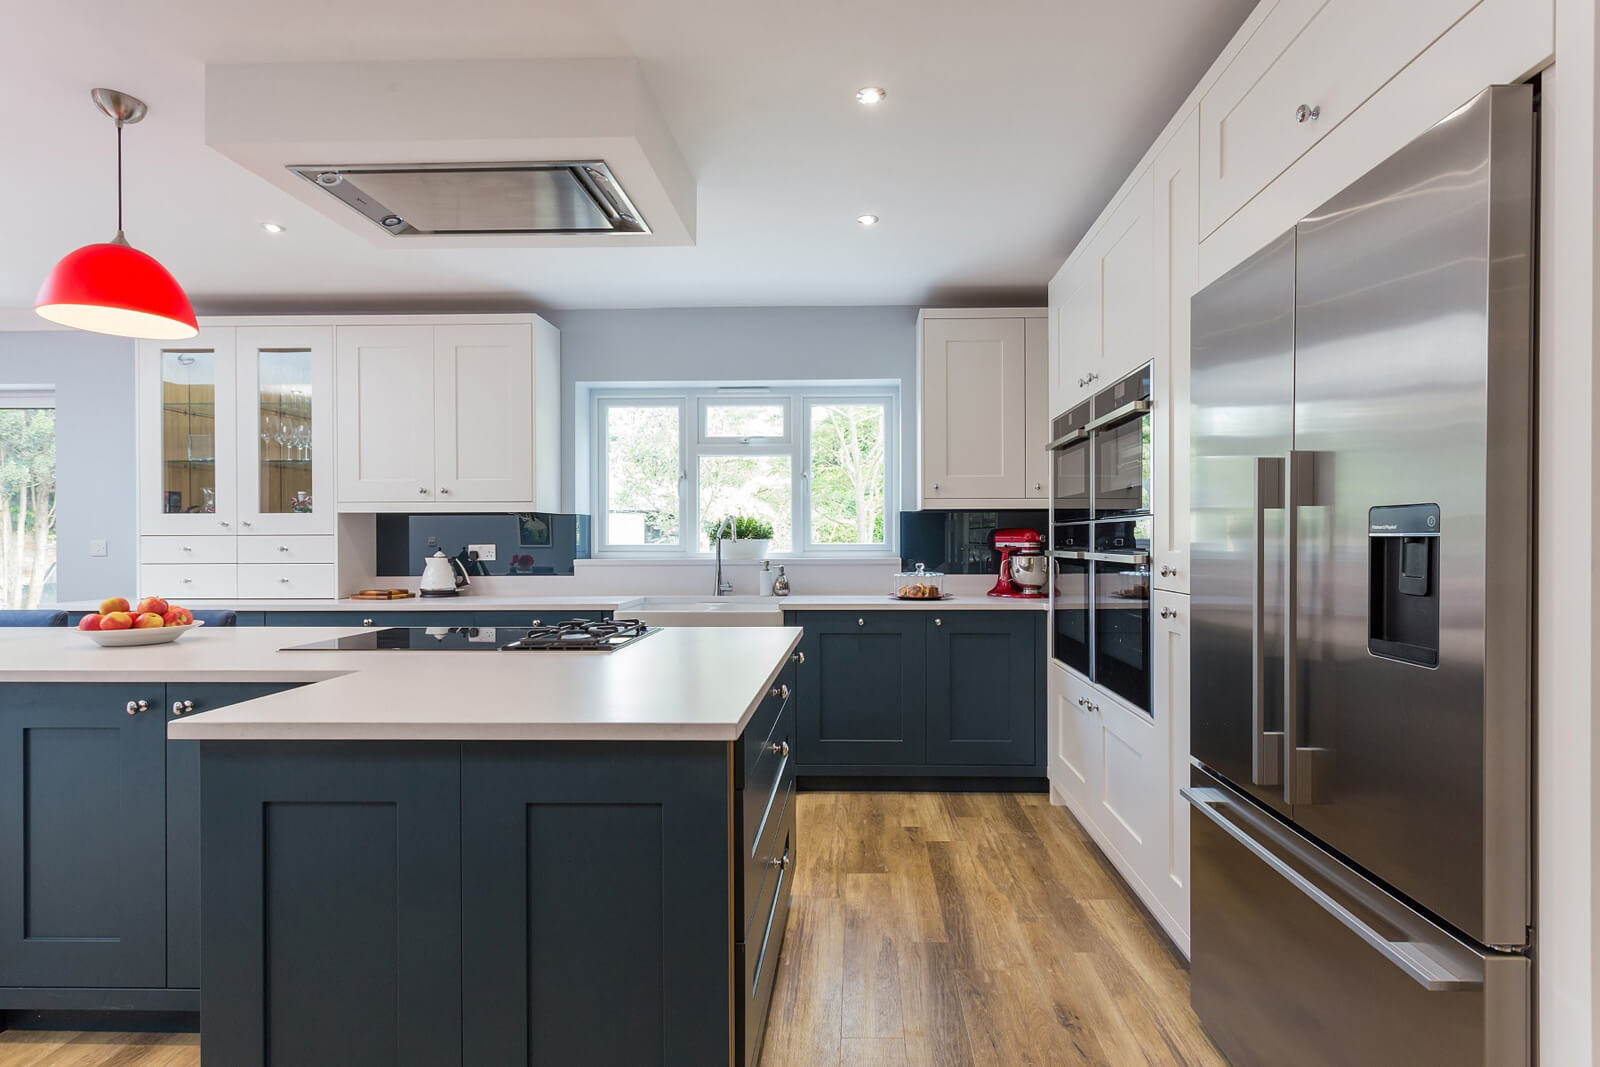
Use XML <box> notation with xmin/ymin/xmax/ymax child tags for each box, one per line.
<box><xmin>593</xmin><ymin>386</ymin><xmax>896</xmax><ymax>556</ymax></box>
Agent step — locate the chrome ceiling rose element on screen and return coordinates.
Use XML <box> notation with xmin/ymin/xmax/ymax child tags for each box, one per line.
<box><xmin>90</xmin><ymin>88</ymin><xmax>147</xmax><ymax>126</ymax></box>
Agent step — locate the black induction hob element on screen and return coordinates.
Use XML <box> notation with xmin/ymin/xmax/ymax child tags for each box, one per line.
<box><xmin>282</xmin><ymin>618</ymin><xmax>658</xmax><ymax>653</ymax></box>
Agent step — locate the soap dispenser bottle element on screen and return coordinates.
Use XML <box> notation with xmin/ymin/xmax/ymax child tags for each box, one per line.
<box><xmin>772</xmin><ymin>565</ymin><xmax>791</xmax><ymax>597</ymax></box>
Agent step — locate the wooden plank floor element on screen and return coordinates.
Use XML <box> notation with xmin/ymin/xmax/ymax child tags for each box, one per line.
<box><xmin>0</xmin><ymin>792</ymin><xmax>1220</xmax><ymax>1067</ymax></box>
<box><xmin>758</xmin><ymin>791</ymin><xmax>1225</xmax><ymax>1067</ymax></box>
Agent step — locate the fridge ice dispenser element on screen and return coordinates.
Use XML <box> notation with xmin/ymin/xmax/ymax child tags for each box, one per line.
<box><xmin>1368</xmin><ymin>504</ymin><xmax>1441</xmax><ymax>668</ymax></box>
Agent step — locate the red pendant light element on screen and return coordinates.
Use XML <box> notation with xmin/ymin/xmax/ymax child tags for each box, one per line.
<box><xmin>35</xmin><ymin>89</ymin><xmax>197</xmax><ymax>340</ymax></box>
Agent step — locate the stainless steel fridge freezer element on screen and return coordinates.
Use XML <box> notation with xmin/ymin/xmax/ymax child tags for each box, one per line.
<box><xmin>1187</xmin><ymin>85</ymin><xmax>1535</xmax><ymax>1066</ymax></box>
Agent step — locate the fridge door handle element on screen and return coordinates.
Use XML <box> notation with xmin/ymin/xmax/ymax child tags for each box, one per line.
<box><xmin>1253</xmin><ymin>456</ymin><xmax>1285</xmax><ymax>786</ymax></box>
<box><xmin>1183</xmin><ymin>786</ymin><xmax>1485</xmax><ymax>992</ymax></box>
<box><xmin>1284</xmin><ymin>449</ymin><xmax>1317</xmax><ymax>806</ymax></box>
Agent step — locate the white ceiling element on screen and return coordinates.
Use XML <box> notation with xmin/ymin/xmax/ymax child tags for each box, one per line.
<box><xmin>0</xmin><ymin>0</ymin><xmax>1255</xmax><ymax>316</ymax></box>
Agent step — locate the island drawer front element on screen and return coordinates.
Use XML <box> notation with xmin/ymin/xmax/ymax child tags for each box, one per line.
<box><xmin>141</xmin><ymin>536</ymin><xmax>237</xmax><ymax>565</ymax></box>
<box><xmin>237</xmin><ymin>563</ymin><xmax>337</xmax><ymax>600</ymax></box>
<box><xmin>140</xmin><ymin>564</ymin><xmax>236</xmax><ymax>600</ymax></box>
<box><xmin>237</xmin><ymin>535</ymin><xmax>336</xmax><ymax>564</ymax></box>
<box><xmin>741</xmin><ymin>726</ymin><xmax>795</xmax><ymax>932</ymax></box>
<box><xmin>739</xmin><ymin>792</ymin><xmax>795</xmax><ymax>1067</ymax></box>
<box><xmin>737</xmin><ymin>654</ymin><xmax>798</xmax><ymax>786</ymax></box>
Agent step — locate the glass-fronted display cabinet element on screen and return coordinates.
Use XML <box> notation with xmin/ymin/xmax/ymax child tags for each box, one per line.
<box><xmin>137</xmin><ymin>328</ymin><xmax>238</xmax><ymax>535</ymax></box>
<box><xmin>235</xmin><ymin>326</ymin><xmax>334</xmax><ymax>535</ymax></box>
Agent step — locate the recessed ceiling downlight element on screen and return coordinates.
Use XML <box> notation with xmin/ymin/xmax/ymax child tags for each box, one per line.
<box><xmin>857</xmin><ymin>214</ymin><xmax>879</xmax><ymax>226</ymax></box>
<box><xmin>260</xmin><ymin>222</ymin><xmax>286</xmax><ymax>234</ymax></box>
<box><xmin>855</xmin><ymin>86</ymin><xmax>887</xmax><ymax>105</ymax></box>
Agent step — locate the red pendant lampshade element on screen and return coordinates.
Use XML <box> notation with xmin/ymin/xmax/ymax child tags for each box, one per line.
<box><xmin>35</xmin><ymin>88</ymin><xmax>198</xmax><ymax>341</ymax></box>
<box><xmin>36</xmin><ymin>237</ymin><xmax>197</xmax><ymax>340</ymax></box>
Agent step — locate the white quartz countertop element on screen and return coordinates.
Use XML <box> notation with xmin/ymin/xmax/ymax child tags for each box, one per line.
<box><xmin>56</xmin><ymin>593</ymin><xmax>1045</xmax><ymax>614</ymax></box>
<box><xmin>0</xmin><ymin>626</ymin><xmax>803</xmax><ymax>743</ymax></box>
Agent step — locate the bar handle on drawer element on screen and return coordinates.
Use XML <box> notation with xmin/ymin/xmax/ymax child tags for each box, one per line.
<box><xmin>1252</xmin><ymin>456</ymin><xmax>1284</xmax><ymax>787</ymax></box>
<box><xmin>1182</xmin><ymin>787</ymin><xmax>1482</xmax><ymax>991</ymax></box>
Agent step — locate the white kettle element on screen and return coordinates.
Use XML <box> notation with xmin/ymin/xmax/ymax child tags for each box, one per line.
<box><xmin>420</xmin><ymin>549</ymin><xmax>470</xmax><ymax>597</ymax></box>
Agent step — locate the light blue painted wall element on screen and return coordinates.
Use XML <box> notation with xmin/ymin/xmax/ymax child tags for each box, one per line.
<box><xmin>0</xmin><ymin>331</ymin><xmax>136</xmax><ymax>602</ymax></box>
<box><xmin>547</xmin><ymin>306</ymin><xmax>919</xmax><ymax>513</ymax></box>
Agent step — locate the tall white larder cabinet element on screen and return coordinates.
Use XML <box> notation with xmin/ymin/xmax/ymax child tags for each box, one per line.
<box><xmin>918</xmin><ymin>308</ymin><xmax>1048</xmax><ymax>510</ymax></box>
<box><xmin>335</xmin><ymin>318</ymin><xmax>561</xmax><ymax>511</ymax></box>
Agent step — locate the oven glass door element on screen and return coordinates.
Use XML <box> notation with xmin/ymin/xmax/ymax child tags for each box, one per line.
<box><xmin>1050</xmin><ymin>523</ymin><xmax>1091</xmax><ymax>675</ymax></box>
<box><xmin>1052</xmin><ymin>436</ymin><xmax>1091</xmax><ymax>523</ymax></box>
<box><xmin>1094</xmin><ymin>410</ymin><xmax>1152</xmax><ymax>518</ymax></box>
<box><xmin>1094</xmin><ymin>557</ymin><xmax>1151</xmax><ymax>713</ymax></box>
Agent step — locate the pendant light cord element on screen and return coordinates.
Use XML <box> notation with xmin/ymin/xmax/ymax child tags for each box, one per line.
<box><xmin>115</xmin><ymin>121</ymin><xmax>123</xmax><ymax>234</ymax></box>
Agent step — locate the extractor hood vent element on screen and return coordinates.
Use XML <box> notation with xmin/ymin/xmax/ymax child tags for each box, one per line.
<box><xmin>287</xmin><ymin>161</ymin><xmax>650</xmax><ymax>236</ymax></box>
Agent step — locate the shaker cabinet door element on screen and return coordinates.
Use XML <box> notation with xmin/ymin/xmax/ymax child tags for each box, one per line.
<box><xmin>925</xmin><ymin>612</ymin><xmax>1038</xmax><ymax>766</ymax></box>
<box><xmin>794</xmin><ymin>612</ymin><xmax>927</xmax><ymax>767</ymax></box>
<box><xmin>921</xmin><ymin>315</ymin><xmax>1028</xmax><ymax>504</ymax></box>
<box><xmin>433</xmin><ymin>325</ymin><xmax>534</xmax><ymax>503</ymax></box>
<box><xmin>0</xmin><ymin>684</ymin><xmax>167</xmax><ymax>989</ymax></box>
<box><xmin>336</xmin><ymin>325</ymin><xmax>437</xmax><ymax>503</ymax></box>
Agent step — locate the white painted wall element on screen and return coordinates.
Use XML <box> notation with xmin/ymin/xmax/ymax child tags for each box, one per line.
<box><xmin>0</xmin><ymin>331</ymin><xmax>135</xmax><ymax>602</ymax></box>
<box><xmin>549</xmin><ymin>306</ymin><xmax>923</xmax><ymax>513</ymax></box>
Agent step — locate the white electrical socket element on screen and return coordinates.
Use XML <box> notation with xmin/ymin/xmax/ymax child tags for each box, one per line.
<box><xmin>88</xmin><ymin>539</ymin><xmax>108</xmax><ymax>558</ymax></box>
<box><xmin>468</xmin><ymin>543</ymin><xmax>497</xmax><ymax>562</ymax></box>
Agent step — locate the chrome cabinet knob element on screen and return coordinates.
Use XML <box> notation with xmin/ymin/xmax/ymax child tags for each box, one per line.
<box><xmin>934</xmin><ymin>617</ymin><xmax>942</xmax><ymax>627</ymax></box>
<box><xmin>1076</xmin><ymin>697</ymin><xmax>1086</xmax><ymax>707</ymax></box>
<box><xmin>418</xmin><ymin>487</ymin><xmax>429</xmax><ymax>495</ymax></box>
<box><xmin>362</xmin><ymin>618</ymin><xmax>375</xmax><ymax>627</ymax></box>
<box><xmin>279</xmin><ymin>545</ymin><xmax>290</xmax><ymax>553</ymax></box>
<box><xmin>791</xmin><ymin>651</ymin><xmax>805</xmax><ymax>665</ymax></box>
<box><xmin>766</xmin><ymin>739</ymin><xmax>791</xmax><ymax>757</ymax></box>
<box><xmin>172</xmin><ymin>699</ymin><xmax>193</xmax><ymax>716</ymax></box>
<box><xmin>931</xmin><ymin>483</ymin><xmax>940</xmax><ymax>491</ymax></box>
<box><xmin>1159</xmin><ymin>565</ymin><xmax>1174</xmax><ymax>577</ymax></box>
<box><xmin>857</xmin><ymin>618</ymin><xmax>865</xmax><ymax>627</ymax></box>
<box><xmin>1160</xmin><ymin>606</ymin><xmax>1177</xmax><ymax>619</ymax></box>
<box><xmin>181</xmin><ymin>577</ymin><xmax>193</xmax><ymax>584</ymax></box>
<box><xmin>181</xmin><ymin>545</ymin><xmax>193</xmax><ymax>552</ymax></box>
<box><xmin>770</xmin><ymin>683</ymin><xmax>791</xmax><ymax>700</ymax></box>
<box><xmin>241</xmin><ymin>520</ymin><xmax>252</xmax><ymax>527</ymax></box>
<box><xmin>768</xmin><ymin>852</ymin><xmax>791</xmax><ymax>871</ymax></box>
<box><xmin>439</xmin><ymin>487</ymin><xmax>451</xmax><ymax>494</ymax></box>
<box><xmin>125</xmin><ymin>699</ymin><xmax>148</xmax><ymax>715</ymax></box>
<box><xmin>218</xmin><ymin>520</ymin><xmax>230</xmax><ymax>528</ymax></box>
<box><xmin>1295</xmin><ymin>103</ymin><xmax>1321</xmax><ymax>123</ymax></box>
<box><xmin>279</xmin><ymin>577</ymin><xmax>291</xmax><ymax>584</ymax></box>
<box><xmin>1033</xmin><ymin>482</ymin><xmax>1043</xmax><ymax>492</ymax></box>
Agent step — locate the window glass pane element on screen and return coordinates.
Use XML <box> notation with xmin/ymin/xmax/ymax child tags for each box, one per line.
<box><xmin>699</xmin><ymin>455</ymin><xmax>792</xmax><ymax>552</ymax></box>
<box><xmin>704</xmin><ymin>403</ymin><xmax>784</xmax><ymax>439</ymax></box>
<box><xmin>0</xmin><ymin>404</ymin><xmax>57</xmax><ymax>607</ymax></box>
<box><xmin>809</xmin><ymin>402</ymin><xmax>887</xmax><ymax>546</ymax></box>
<box><xmin>605</xmin><ymin>405</ymin><xmax>680</xmax><ymax>546</ymax></box>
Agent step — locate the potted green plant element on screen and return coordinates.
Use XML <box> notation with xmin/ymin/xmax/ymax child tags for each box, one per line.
<box><xmin>707</xmin><ymin>515</ymin><xmax>774</xmax><ymax>560</ymax></box>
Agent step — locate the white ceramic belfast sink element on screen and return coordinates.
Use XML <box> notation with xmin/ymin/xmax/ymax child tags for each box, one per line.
<box><xmin>629</xmin><ymin>597</ymin><xmax>785</xmax><ymax>628</ymax></box>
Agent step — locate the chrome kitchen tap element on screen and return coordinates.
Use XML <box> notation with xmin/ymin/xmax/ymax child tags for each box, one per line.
<box><xmin>713</xmin><ymin>514</ymin><xmax>735</xmax><ymax>596</ymax></box>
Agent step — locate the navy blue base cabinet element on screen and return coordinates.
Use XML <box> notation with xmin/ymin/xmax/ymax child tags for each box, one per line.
<box><xmin>262</xmin><ymin>609</ymin><xmax>608</xmax><ymax>628</ymax></box>
<box><xmin>785</xmin><ymin>610</ymin><xmax>1044</xmax><ymax>780</ymax></box>
<box><xmin>196</xmin><ymin>660</ymin><xmax>797</xmax><ymax>1067</ymax></box>
<box><xmin>0</xmin><ymin>682</ymin><xmax>296</xmax><ymax>1013</ymax></box>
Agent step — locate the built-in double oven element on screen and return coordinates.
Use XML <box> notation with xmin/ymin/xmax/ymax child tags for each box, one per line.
<box><xmin>1048</xmin><ymin>364</ymin><xmax>1153</xmax><ymax>713</ymax></box>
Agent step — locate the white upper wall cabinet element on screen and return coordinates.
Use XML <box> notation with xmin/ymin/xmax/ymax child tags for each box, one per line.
<box><xmin>336</xmin><ymin>325</ymin><xmax>438</xmax><ymax>504</ymax></box>
<box><xmin>235</xmin><ymin>326</ymin><xmax>336</xmax><ymax>537</ymax></box>
<box><xmin>918</xmin><ymin>309</ymin><xmax>1047</xmax><ymax>509</ymax></box>
<box><xmin>137</xmin><ymin>328</ymin><xmax>240</xmax><ymax>537</ymax></box>
<box><xmin>1198</xmin><ymin>0</ymin><xmax>1481</xmax><ymax>236</ymax></box>
<box><xmin>1152</xmin><ymin>113</ymin><xmax>1200</xmax><ymax>594</ymax></box>
<box><xmin>335</xmin><ymin>318</ymin><xmax>560</xmax><ymax>512</ymax></box>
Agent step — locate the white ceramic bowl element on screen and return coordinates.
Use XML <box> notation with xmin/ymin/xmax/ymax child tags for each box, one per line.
<box><xmin>79</xmin><ymin>619</ymin><xmax>206</xmax><ymax>647</ymax></box>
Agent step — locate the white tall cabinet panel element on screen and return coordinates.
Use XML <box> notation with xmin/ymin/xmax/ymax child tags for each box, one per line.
<box><xmin>1023</xmin><ymin>317</ymin><xmax>1051</xmax><ymax>500</ymax></box>
<box><xmin>433</xmin><ymin>325</ymin><xmax>533</xmax><ymax>503</ymax></box>
<box><xmin>1096</xmin><ymin>171</ymin><xmax>1157</xmax><ymax>383</ymax></box>
<box><xmin>136</xmin><ymin>328</ymin><xmax>238</xmax><ymax>536</ymax></box>
<box><xmin>1152</xmin><ymin>590</ymin><xmax>1191</xmax><ymax>949</ymax></box>
<box><xmin>335</xmin><ymin>326</ymin><xmax>437</xmax><ymax>504</ymax></box>
<box><xmin>235</xmin><ymin>326</ymin><xmax>336</xmax><ymax>536</ymax></box>
<box><xmin>1152</xmin><ymin>113</ymin><xmax>1199</xmax><ymax>595</ymax></box>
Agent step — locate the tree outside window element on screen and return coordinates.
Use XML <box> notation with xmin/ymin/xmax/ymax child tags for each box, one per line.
<box><xmin>0</xmin><ymin>392</ymin><xmax>57</xmax><ymax>608</ymax></box>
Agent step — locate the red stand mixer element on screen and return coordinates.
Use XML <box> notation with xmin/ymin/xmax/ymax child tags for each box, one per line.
<box><xmin>988</xmin><ymin>528</ymin><xmax>1048</xmax><ymax>598</ymax></box>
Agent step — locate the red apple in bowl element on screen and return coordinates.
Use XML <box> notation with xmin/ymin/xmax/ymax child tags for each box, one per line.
<box><xmin>162</xmin><ymin>606</ymin><xmax>193</xmax><ymax>627</ymax></box>
<box><xmin>133</xmin><ymin>612</ymin><xmax>165</xmax><ymax>629</ymax></box>
<box><xmin>135</xmin><ymin>596</ymin><xmax>169</xmax><ymax>617</ymax></box>
<box><xmin>99</xmin><ymin>596</ymin><xmax>130</xmax><ymax>615</ymax></box>
<box><xmin>77</xmin><ymin>613</ymin><xmax>103</xmax><ymax>631</ymax></box>
<box><xmin>99</xmin><ymin>611</ymin><xmax>134</xmax><ymax>631</ymax></box>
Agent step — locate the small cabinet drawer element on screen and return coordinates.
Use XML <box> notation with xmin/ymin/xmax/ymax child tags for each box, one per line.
<box><xmin>738</xmin><ymin>791</ymin><xmax>795</xmax><ymax>1067</ymax></box>
<box><xmin>237</xmin><ymin>535</ymin><xmax>336</xmax><ymax>564</ymax></box>
<box><xmin>737</xmin><ymin>655</ymin><xmax>797</xmax><ymax>785</ymax></box>
<box><xmin>740</xmin><ymin>701</ymin><xmax>795</xmax><ymax>933</ymax></box>
<box><xmin>140</xmin><ymin>536</ymin><xmax>236</xmax><ymax>565</ymax></box>
<box><xmin>140</xmin><ymin>564</ymin><xmax>236</xmax><ymax>600</ymax></box>
<box><xmin>237</xmin><ymin>564</ymin><xmax>336</xmax><ymax>599</ymax></box>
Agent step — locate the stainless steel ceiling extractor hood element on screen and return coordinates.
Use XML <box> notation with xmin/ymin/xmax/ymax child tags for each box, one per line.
<box><xmin>286</xmin><ymin>160</ymin><xmax>650</xmax><ymax>236</ymax></box>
